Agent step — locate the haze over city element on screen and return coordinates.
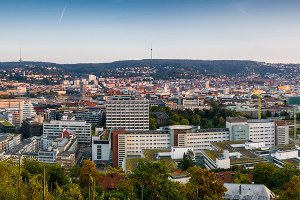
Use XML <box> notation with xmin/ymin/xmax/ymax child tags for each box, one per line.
<box><xmin>1</xmin><ymin>0</ymin><xmax>300</xmax><ymax>63</ymax></box>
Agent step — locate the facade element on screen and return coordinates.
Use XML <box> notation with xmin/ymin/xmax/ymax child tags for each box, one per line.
<box><xmin>248</xmin><ymin>119</ymin><xmax>275</xmax><ymax>147</ymax></box>
<box><xmin>43</xmin><ymin>120</ymin><xmax>91</xmax><ymax>144</ymax></box>
<box><xmin>95</xmin><ymin>126</ymin><xmax>231</xmax><ymax>167</ymax></box>
<box><xmin>178</xmin><ymin>128</ymin><xmax>229</xmax><ymax>153</ymax></box>
<box><xmin>74</xmin><ymin>109</ymin><xmax>102</xmax><ymax>125</ymax></box>
<box><xmin>112</xmin><ymin>129</ymin><xmax>170</xmax><ymax>167</ymax></box>
<box><xmin>106</xmin><ymin>95</ymin><xmax>149</xmax><ymax>130</ymax></box>
<box><xmin>38</xmin><ymin>130</ymin><xmax>78</xmax><ymax>167</ymax></box>
<box><xmin>20</xmin><ymin>118</ymin><xmax>43</xmax><ymax>138</ymax></box>
<box><xmin>0</xmin><ymin>133</ymin><xmax>21</xmax><ymax>152</ymax></box>
<box><xmin>226</xmin><ymin>118</ymin><xmax>276</xmax><ymax>147</ymax></box>
<box><xmin>2</xmin><ymin>137</ymin><xmax>39</xmax><ymax>161</ymax></box>
<box><xmin>21</xmin><ymin>101</ymin><xmax>36</xmax><ymax>120</ymax></box>
<box><xmin>275</xmin><ymin>121</ymin><xmax>289</xmax><ymax>146</ymax></box>
<box><xmin>2</xmin><ymin>108</ymin><xmax>22</xmax><ymax>127</ymax></box>
<box><xmin>201</xmin><ymin>141</ymin><xmax>267</xmax><ymax>170</ymax></box>
<box><xmin>226</xmin><ymin>117</ymin><xmax>249</xmax><ymax>141</ymax></box>
<box><xmin>92</xmin><ymin>131</ymin><xmax>111</xmax><ymax>163</ymax></box>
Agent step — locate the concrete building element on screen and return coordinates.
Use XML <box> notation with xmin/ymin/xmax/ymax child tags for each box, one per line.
<box><xmin>95</xmin><ymin>126</ymin><xmax>231</xmax><ymax>167</ymax></box>
<box><xmin>38</xmin><ymin>130</ymin><xmax>78</xmax><ymax>167</ymax></box>
<box><xmin>21</xmin><ymin>101</ymin><xmax>37</xmax><ymax>120</ymax></box>
<box><xmin>201</xmin><ymin>141</ymin><xmax>267</xmax><ymax>170</ymax></box>
<box><xmin>0</xmin><ymin>133</ymin><xmax>21</xmax><ymax>152</ymax></box>
<box><xmin>92</xmin><ymin>131</ymin><xmax>111</xmax><ymax>164</ymax></box>
<box><xmin>20</xmin><ymin>118</ymin><xmax>43</xmax><ymax>138</ymax></box>
<box><xmin>226</xmin><ymin>117</ymin><xmax>249</xmax><ymax>141</ymax></box>
<box><xmin>106</xmin><ymin>95</ymin><xmax>149</xmax><ymax>130</ymax></box>
<box><xmin>275</xmin><ymin>121</ymin><xmax>289</xmax><ymax>146</ymax></box>
<box><xmin>43</xmin><ymin>120</ymin><xmax>91</xmax><ymax>144</ymax></box>
<box><xmin>226</xmin><ymin>118</ymin><xmax>276</xmax><ymax>147</ymax></box>
<box><xmin>112</xmin><ymin>129</ymin><xmax>170</xmax><ymax>167</ymax></box>
<box><xmin>248</xmin><ymin>119</ymin><xmax>275</xmax><ymax>147</ymax></box>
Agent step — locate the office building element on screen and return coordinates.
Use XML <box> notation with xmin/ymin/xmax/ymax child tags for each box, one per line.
<box><xmin>43</xmin><ymin>120</ymin><xmax>91</xmax><ymax>144</ymax></box>
<box><xmin>106</xmin><ymin>96</ymin><xmax>149</xmax><ymax>130</ymax></box>
<box><xmin>226</xmin><ymin>118</ymin><xmax>276</xmax><ymax>147</ymax></box>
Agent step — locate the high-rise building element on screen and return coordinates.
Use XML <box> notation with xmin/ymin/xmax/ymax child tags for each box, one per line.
<box><xmin>106</xmin><ymin>95</ymin><xmax>149</xmax><ymax>130</ymax></box>
<box><xmin>21</xmin><ymin>101</ymin><xmax>36</xmax><ymax>120</ymax></box>
<box><xmin>275</xmin><ymin>121</ymin><xmax>289</xmax><ymax>146</ymax></box>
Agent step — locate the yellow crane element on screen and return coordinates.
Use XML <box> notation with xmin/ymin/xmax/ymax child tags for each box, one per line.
<box><xmin>252</xmin><ymin>89</ymin><xmax>262</xmax><ymax>120</ymax></box>
<box><xmin>294</xmin><ymin>107</ymin><xmax>297</xmax><ymax>140</ymax></box>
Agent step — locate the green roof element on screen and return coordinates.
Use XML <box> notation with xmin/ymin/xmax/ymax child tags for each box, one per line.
<box><xmin>143</xmin><ymin>148</ymin><xmax>171</xmax><ymax>160</ymax></box>
<box><xmin>0</xmin><ymin>118</ymin><xmax>14</xmax><ymax>127</ymax></box>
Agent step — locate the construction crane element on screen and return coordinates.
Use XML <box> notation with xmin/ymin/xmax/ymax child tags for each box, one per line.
<box><xmin>294</xmin><ymin>107</ymin><xmax>297</xmax><ymax>140</ymax></box>
<box><xmin>252</xmin><ymin>89</ymin><xmax>262</xmax><ymax>120</ymax></box>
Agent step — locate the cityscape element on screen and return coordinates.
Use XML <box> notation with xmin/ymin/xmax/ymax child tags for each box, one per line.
<box><xmin>1</xmin><ymin>1</ymin><xmax>300</xmax><ymax>200</ymax></box>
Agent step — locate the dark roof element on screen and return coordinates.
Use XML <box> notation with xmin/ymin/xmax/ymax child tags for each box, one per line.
<box><xmin>153</xmin><ymin>111</ymin><xmax>169</xmax><ymax>119</ymax></box>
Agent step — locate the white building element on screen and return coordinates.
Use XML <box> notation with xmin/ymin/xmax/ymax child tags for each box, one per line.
<box><xmin>38</xmin><ymin>130</ymin><xmax>78</xmax><ymax>167</ymax></box>
<box><xmin>112</xmin><ymin>130</ymin><xmax>170</xmax><ymax>167</ymax></box>
<box><xmin>43</xmin><ymin>120</ymin><xmax>91</xmax><ymax>144</ymax></box>
<box><xmin>248</xmin><ymin>119</ymin><xmax>275</xmax><ymax>147</ymax></box>
<box><xmin>21</xmin><ymin>101</ymin><xmax>36</xmax><ymax>120</ymax></box>
<box><xmin>106</xmin><ymin>96</ymin><xmax>149</xmax><ymax>130</ymax></box>
<box><xmin>275</xmin><ymin>121</ymin><xmax>289</xmax><ymax>146</ymax></box>
<box><xmin>226</xmin><ymin>118</ymin><xmax>276</xmax><ymax>147</ymax></box>
<box><xmin>179</xmin><ymin>128</ymin><xmax>230</xmax><ymax>153</ymax></box>
<box><xmin>92</xmin><ymin>131</ymin><xmax>111</xmax><ymax>163</ymax></box>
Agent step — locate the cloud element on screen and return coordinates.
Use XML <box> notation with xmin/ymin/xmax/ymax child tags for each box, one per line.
<box><xmin>59</xmin><ymin>4</ymin><xmax>67</xmax><ymax>24</ymax></box>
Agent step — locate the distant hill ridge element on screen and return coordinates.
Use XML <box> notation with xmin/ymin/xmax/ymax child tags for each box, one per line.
<box><xmin>0</xmin><ymin>59</ymin><xmax>298</xmax><ymax>78</ymax></box>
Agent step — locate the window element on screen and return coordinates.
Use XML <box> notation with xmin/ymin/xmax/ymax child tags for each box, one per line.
<box><xmin>97</xmin><ymin>145</ymin><xmax>102</xmax><ymax>160</ymax></box>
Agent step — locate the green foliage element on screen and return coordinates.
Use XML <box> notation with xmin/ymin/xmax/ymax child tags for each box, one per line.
<box><xmin>253</xmin><ymin>162</ymin><xmax>300</xmax><ymax>192</ymax></box>
<box><xmin>150</xmin><ymin>101</ymin><xmax>240</xmax><ymax>128</ymax></box>
<box><xmin>276</xmin><ymin>176</ymin><xmax>300</xmax><ymax>200</ymax></box>
<box><xmin>149</xmin><ymin>115</ymin><xmax>157</xmax><ymax>130</ymax></box>
<box><xmin>178</xmin><ymin>150</ymin><xmax>195</xmax><ymax>171</ymax></box>
<box><xmin>270</xmin><ymin>165</ymin><xmax>300</xmax><ymax>189</ymax></box>
<box><xmin>253</xmin><ymin>162</ymin><xmax>277</xmax><ymax>188</ymax></box>
<box><xmin>233</xmin><ymin>172</ymin><xmax>251</xmax><ymax>184</ymax></box>
<box><xmin>185</xmin><ymin>166</ymin><xmax>227</xmax><ymax>200</ymax></box>
<box><xmin>120</xmin><ymin>160</ymin><xmax>185</xmax><ymax>200</ymax></box>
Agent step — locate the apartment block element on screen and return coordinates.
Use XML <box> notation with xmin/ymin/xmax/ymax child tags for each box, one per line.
<box><xmin>106</xmin><ymin>95</ymin><xmax>149</xmax><ymax>130</ymax></box>
<box><xmin>43</xmin><ymin>120</ymin><xmax>91</xmax><ymax>144</ymax></box>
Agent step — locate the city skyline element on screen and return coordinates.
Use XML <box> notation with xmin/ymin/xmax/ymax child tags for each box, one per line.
<box><xmin>1</xmin><ymin>0</ymin><xmax>300</xmax><ymax>63</ymax></box>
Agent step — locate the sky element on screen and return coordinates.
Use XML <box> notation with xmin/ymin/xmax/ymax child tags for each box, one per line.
<box><xmin>0</xmin><ymin>0</ymin><xmax>300</xmax><ymax>64</ymax></box>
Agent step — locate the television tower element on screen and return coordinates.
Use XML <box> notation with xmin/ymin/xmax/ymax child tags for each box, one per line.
<box><xmin>150</xmin><ymin>44</ymin><xmax>153</xmax><ymax>60</ymax></box>
<box><xmin>19</xmin><ymin>48</ymin><xmax>23</xmax><ymax>63</ymax></box>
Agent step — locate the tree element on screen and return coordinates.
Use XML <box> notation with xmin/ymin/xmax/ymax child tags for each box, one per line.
<box><xmin>185</xmin><ymin>166</ymin><xmax>226</xmax><ymax>200</ymax></box>
<box><xmin>270</xmin><ymin>165</ymin><xmax>300</xmax><ymax>189</ymax></box>
<box><xmin>170</xmin><ymin>113</ymin><xmax>180</xmax><ymax>122</ymax></box>
<box><xmin>79</xmin><ymin>159</ymin><xmax>101</xmax><ymax>187</ymax></box>
<box><xmin>265</xmin><ymin>110</ymin><xmax>272</xmax><ymax>118</ymax></box>
<box><xmin>191</xmin><ymin>114</ymin><xmax>201</xmax><ymax>126</ymax></box>
<box><xmin>233</xmin><ymin>172</ymin><xmax>251</xmax><ymax>184</ymax></box>
<box><xmin>178</xmin><ymin>150</ymin><xmax>195</xmax><ymax>171</ymax></box>
<box><xmin>180</xmin><ymin>118</ymin><xmax>189</xmax><ymax>125</ymax></box>
<box><xmin>126</xmin><ymin>160</ymin><xmax>185</xmax><ymax>200</ymax></box>
<box><xmin>253</xmin><ymin>162</ymin><xmax>277</xmax><ymax>188</ymax></box>
<box><xmin>277</xmin><ymin>176</ymin><xmax>300</xmax><ymax>200</ymax></box>
<box><xmin>149</xmin><ymin>116</ymin><xmax>157</xmax><ymax>130</ymax></box>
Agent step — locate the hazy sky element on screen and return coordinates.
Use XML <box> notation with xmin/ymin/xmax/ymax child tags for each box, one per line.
<box><xmin>0</xmin><ymin>0</ymin><xmax>300</xmax><ymax>63</ymax></box>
